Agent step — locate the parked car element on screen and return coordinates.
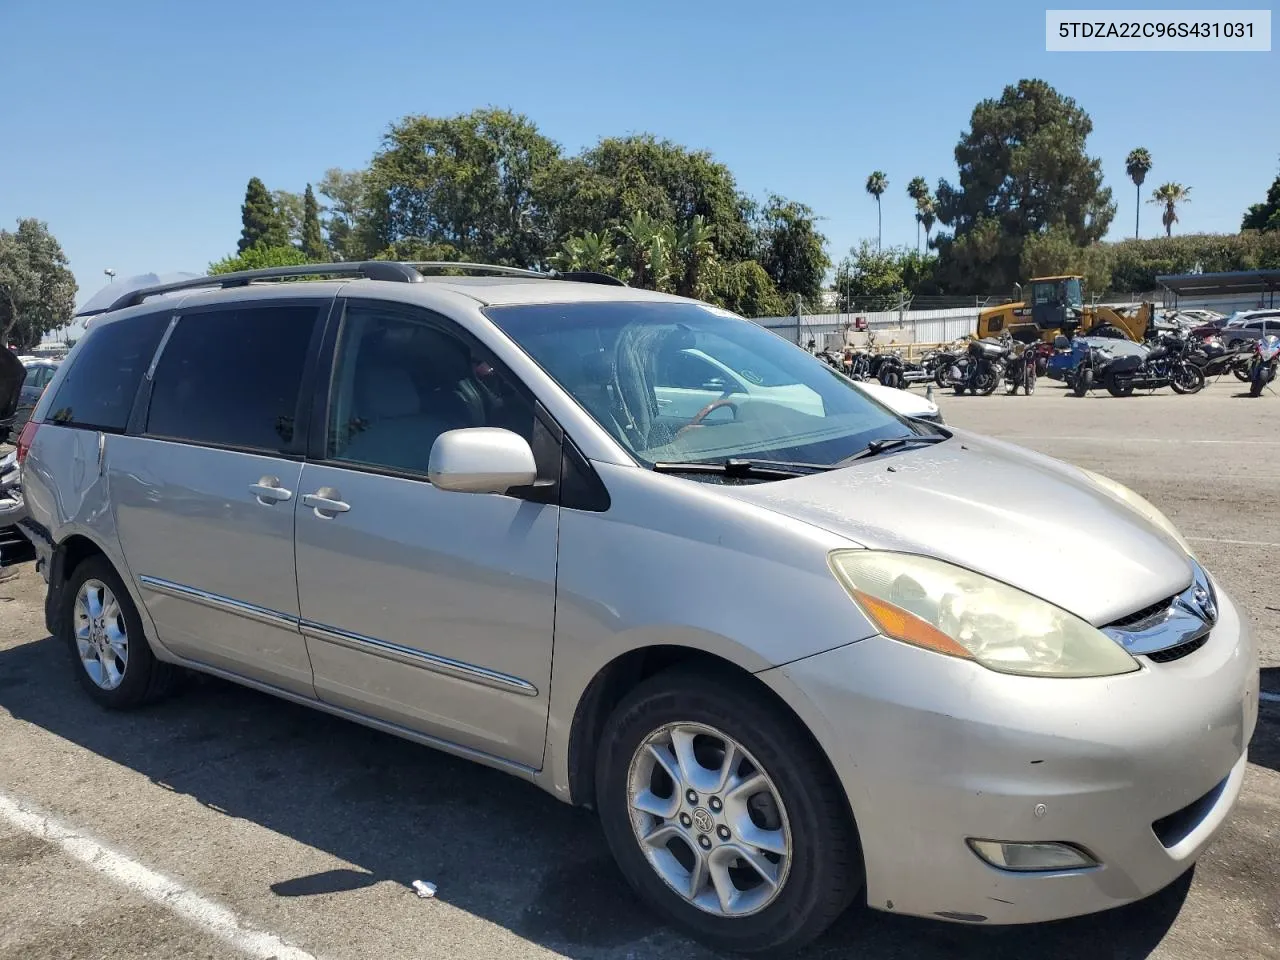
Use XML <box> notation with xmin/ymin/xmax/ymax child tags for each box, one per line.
<box><xmin>14</xmin><ymin>262</ymin><xmax>1257</xmax><ymax>954</ymax></box>
<box><xmin>1217</xmin><ymin>311</ymin><xmax>1280</xmax><ymax>350</ymax></box>
<box><xmin>0</xmin><ymin>357</ymin><xmax>60</xmax><ymax>444</ymax></box>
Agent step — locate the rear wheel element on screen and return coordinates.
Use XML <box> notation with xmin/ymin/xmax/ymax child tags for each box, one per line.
<box><xmin>1233</xmin><ymin>361</ymin><xmax>1253</xmax><ymax>382</ymax></box>
<box><xmin>1251</xmin><ymin>365</ymin><xmax>1266</xmax><ymax>397</ymax></box>
<box><xmin>1106</xmin><ymin>376</ymin><xmax>1134</xmax><ymax>398</ymax></box>
<box><xmin>61</xmin><ymin>556</ymin><xmax>177</xmax><ymax>709</ymax></box>
<box><xmin>596</xmin><ymin>669</ymin><xmax>861</xmax><ymax>955</ymax></box>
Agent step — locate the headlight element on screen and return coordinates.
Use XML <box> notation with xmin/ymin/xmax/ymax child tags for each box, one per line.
<box><xmin>1077</xmin><ymin>468</ymin><xmax>1194</xmax><ymax>557</ymax></box>
<box><xmin>828</xmin><ymin>551</ymin><xmax>1139</xmax><ymax>678</ymax></box>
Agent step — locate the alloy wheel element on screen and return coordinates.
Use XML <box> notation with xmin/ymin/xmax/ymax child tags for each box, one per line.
<box><xmin>626</xmin><ymin>722</ymin><xmax>792</xmax><ymax>917</ymax></box>
<box><xmin>74</xmin><ymin>579</ymin><xmax>129</xmax><ymax>690</ymax></box>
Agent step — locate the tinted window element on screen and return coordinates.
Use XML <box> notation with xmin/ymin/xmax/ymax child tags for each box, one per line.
<box><xmin>327</xmin><ymin>301</ymin><xmax>539</xmax><ymax>476</ymax></box>
<box><xmin>48</xmin><ymin>313</ymin><xmax>169</xmax><ymax>431</ymax></box>
<box><xmin>147</xmin><ymin>305</ymin><xmax>319</xmax><ymax>452</ymax></box>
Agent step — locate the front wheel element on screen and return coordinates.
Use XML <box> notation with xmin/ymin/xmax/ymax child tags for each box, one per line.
<box><xmin>1233</xmin><ymin>362</ymin><xmax>1253</xmax><ymax>383</ymax></box>
<box><xmin>1106</xmin><ymin>375</ymin><xmax>1135</xmax><ymax>398</ymax></box>
<box><xmin>1073</xmin><ymin>366</ymin><xmax>1094</xmax><ymax>397</ymax></box>
<box><xmin>1171</xmin><ymin>364</ymin><xmax>1205</xmax><ymax>394</ymax></box>
<box><xmin>596</xmin><ymin>669</ymin><xmax>861</xmax><ymax>955</ymax></box>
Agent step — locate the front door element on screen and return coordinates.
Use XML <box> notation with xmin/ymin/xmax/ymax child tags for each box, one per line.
<box><xmin>111</xmin><ymin>301</ymin><xmax>329</xmax><ymax>695</ymax></box>
<box><xmin>293</xmin><ymin>299</ymin><xmax>559</xmax><ymax>769</ymax></box>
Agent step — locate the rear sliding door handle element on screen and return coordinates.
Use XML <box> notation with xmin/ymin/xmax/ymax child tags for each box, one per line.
<box><xmin>250</xmin><ymin>477</ymin><xmax>293</xmax><ymax>504</ymax></box>
<box><xmin>302</xmin><ymin>489</ymin><xmax>351</xmax><ymax>517</ymax></box>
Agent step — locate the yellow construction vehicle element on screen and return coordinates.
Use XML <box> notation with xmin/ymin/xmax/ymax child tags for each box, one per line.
<box><xmin>976</xmin><ymin>275</ymin><xmax>1154</xmax><ymax>342</ymax></box>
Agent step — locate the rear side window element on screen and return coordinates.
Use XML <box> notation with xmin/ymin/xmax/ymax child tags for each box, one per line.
<box><xmin>146</xmin><ymin>305</ymin><xmax>320</xmax><ymax>453</ymax></box>
<box><xmin>47</xmin><ymin>313</ymin><xmax>169</xmax><ymax>432</ymax></box>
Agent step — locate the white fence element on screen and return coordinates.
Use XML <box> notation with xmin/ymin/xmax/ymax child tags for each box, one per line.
<box><xmin>752</xmin><ymin>306</ymin><xmax>978</xmax><ymax>347</ymax></box>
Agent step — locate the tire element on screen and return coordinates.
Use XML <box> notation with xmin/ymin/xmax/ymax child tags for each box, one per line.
<box><xmin>1073</xmin><ymin>366</ymin><xmax>1093</xmax><ymax>397</ymax></box>
<box><xmin>1106</xmin><ymin>376</ymin><xmax>1134</xmax><ymax>398</ymax></box>
<box><xmin>595</xmin><ymin>668</ymin><xmax>861</xmax><ymax>955</ymax></box>
<box><xmin>1233</xmin><ymin>362</ymin><xmax>1252</xmax><ymax>383</ymax></box>
<box><xmin>1035</xmin><ymin>356</ymin><xmax>1048</xmax><ymax>377</ymax></box>
<box><xmin>61</xmin><ymin>555</ymin><xmax>177</xmax><ymax>709</ymax></box>
<box><xmin>934</xmin><ymin>366</ymin><xmax>948</xmax><ymax>387</ymax></box>
<box><xmin>880</xmin><ymin>371</ymin><xmax>900</xmax><ymax>390</ymax></box>
<box><xmin>953</xmin><ymin>384</ymin><xmax>967</xmax><ymax>396</ymax></box>
<box><xmin>1005</xmin><ymin>379</ymin><xmax>1018</xmax><ymax>395</ymax></box>
<box><xmin>1170</xmin><ymin>364</ymin><xmax>1204</xmax><ymax>395</ymax></box>
<box><xmin>977</xmin><ymin>372</ymin><xmax>998</xmax><ymax>395</ymax></box>
<box><xmin>1251</xmin><ymin>365</ymin><xmax>1266</xmax><ymax>397</ymax></box>
<box><xmin>1025</xmin><ymin>367</ymin><xmax>1037</xmax><ymax>395</ymax></box>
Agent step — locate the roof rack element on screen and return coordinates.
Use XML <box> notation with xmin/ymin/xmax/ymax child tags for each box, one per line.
<box><xmin>88</xmin><ymin>259</ymin><xmax>628</xmax><ymax>316</ymax></box>
<box><xmin>90</xmin><ymin>261</ymin><xmax>422</xmax><ymax>316</ymax></box>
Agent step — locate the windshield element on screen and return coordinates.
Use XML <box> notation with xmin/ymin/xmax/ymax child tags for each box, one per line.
<box><xmin>1064</xmin><ymin>277</ymin><xmax>1083</xmax><ymax>307</ymax></box>
<box><xmin>486</xmin><ymin>301</ymin><xmax>921</xmax><ymax>468</ymax></box>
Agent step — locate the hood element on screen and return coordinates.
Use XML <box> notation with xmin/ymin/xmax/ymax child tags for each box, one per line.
<box><xmin>852</xmin><ymin>380</ymin><xmax>939</xmax><ymax>419</ymax></box>
<box><xmin>0</xmin><ymin>348</ymin><xmax>23</xmax><ymax>423</ymax></box>
<box><xmin>721</xmin><ymin>430</ymin><xmax>1192</xmax><ymax>626</ymax></box>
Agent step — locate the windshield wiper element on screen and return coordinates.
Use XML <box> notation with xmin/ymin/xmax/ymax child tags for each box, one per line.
<box><xmin>836</xmin><ymin>434</ymin><xmax>948</xmax><ymax>465</ymax></box>
<box><xmin>651</xmin><ymin>458</ymin><xmax>826</xmax><ymax>479</ymax></box>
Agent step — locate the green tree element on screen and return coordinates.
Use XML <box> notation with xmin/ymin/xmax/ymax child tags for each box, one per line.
<box><xmin>364</xmin><ymin>108</ymin><xmax>562</xmax><ymax>267</ymax></box>
<box><xmin>754</xmin><ymin>196</ymin><xmax>830</xmax><ymax>302</ymax></box>
<box><xmin>1020</xmin><ymin>227</ymin><xmax>1112</xmax><ymax>292</ymax></box>
<box><xmin>934</xmin><ymin>79</ymin><xmax>1115</xmax><ymax>293</ymax></box>
<box><xmin>917</xmin><ymin>196</ymin><xmax>937</xmax><ymax>249</ymax></box>
<box><xmin>707</xmin><ymin>260</ymin><xmax>786</xmax><ymax>318</ymax></box>
<box><xmin>318</xmin><ymin>168</ymin><xmax>370</xmax><ymax>260</ymax></box>
<box><xmin>0</xmin><ymin>219</ymin><xmax>77</xmax><ymax>351</ymax></box>
<box><xmin>301</xmin><ymin>184</ymin><xmax>328</xmax><ymax>261</ymax></box>
<box><xmin>907</xmin><ymin>176</ymin><xmax>929</xmax><ymax>251</ymax></box>
<box><xmin>1125</xmin><ymin>148</ymin><xmax>1153</xmax><ymax>239</ymax></box>
<box><xmin>674</xmin><ymin>215</ymin><xmax>717</xmax><ymax>299</ymax></box>
<box><xmin>837</xmin><ymin>239</ymin><xmax>907</xmax><ymax>303</ymax></box>
<box><xmin>549</xmin><ymin>135</ymin><xmax>754</xmax><ymax>264</ymax></box>
<box><xmin>551</xmin><ymin>231</ymin><xmax>618</xmax><ymax>274</ymax></box>
<box><xmin>865</xmin><ymin>171</ymin><xmax>888</xmax><ymax>249</ymax></box>
<box><xmin>239</xmin><ymin>177</ymin><xmax>289</xmax><ymax>253</ymax></box>
<box><xmin>209</xmin><ymin>244</ymin><xmax>310</xmax><ymax>275</ymax></box>
<box><xmin>273</xmin><ymin>190</ymin><xmax>304</xmax><ymax>245</ymax></box>
<box><xmin>1241</xmin><ymin>165</ymin><xmax>1280</xmax><ymax>232</ymax></box>
<box><xmin>617</xmin><ymin>211</ymin><xmax>669</xmax><ymax>290</ymax></box>
<box><xmin>1149</xmin><ymin>183</ymin><xmax>1191</xmax><ymax>237</ymax></box>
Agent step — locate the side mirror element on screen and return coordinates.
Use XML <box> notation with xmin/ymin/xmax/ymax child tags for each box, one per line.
<box><xmin>1053</xmin><ymin>335</ymin><xmax>1070</xmax><ymax>350</ymax></box>
<box><xmin>428</xmin><ymin>428</ymin><xmax>537</xmax><ymax>495</ymax></box>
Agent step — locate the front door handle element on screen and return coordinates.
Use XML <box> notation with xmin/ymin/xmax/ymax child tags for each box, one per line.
<box><xmin>250</xmin><ymin>477</ymin><xmax>293</xmax><ymax>504</ymax></box>
<box><xmin>302</xmin><ymin>488</ymin><xmax>350</xmax><ymax>517</ymax></box>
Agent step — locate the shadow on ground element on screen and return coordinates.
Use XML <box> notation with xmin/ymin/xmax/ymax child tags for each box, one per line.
<box><xmin>0</xmin><ymin>635</ymin><xmax>1206</xmax><ymax>960</ymax></box>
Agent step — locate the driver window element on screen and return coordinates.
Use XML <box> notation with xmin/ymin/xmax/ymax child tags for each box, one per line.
<box><xmin>327</xmin><ymin>302</ymin><xmax>541</xmax><ymax>477</ymax></box>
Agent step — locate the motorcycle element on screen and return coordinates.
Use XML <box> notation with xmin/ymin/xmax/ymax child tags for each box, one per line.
<box><xmin>1072</xmin><ymin>332</ymin><xmax>1204</xmax><ymax>397</ymax></box>
<box><xmin>874</xmin><ymin>350</ymin><xmax>907</xmax><ymax>389</ymax></box>
<box><xmin>1003</xmin><ymin>342</ymin><xmax>1038</xmax><ymax>395</ymax></box>
<box><xmin>949</xmin><ymin>338</ymin><xmax>1008</xmax><ymax>395</ymax></box>
<box><xmin>1248</xmin><ymin>334</ymin><xmax>1280</xmax><ymax>397</ymax></box>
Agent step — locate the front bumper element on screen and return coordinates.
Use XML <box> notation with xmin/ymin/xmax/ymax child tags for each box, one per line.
<box><xmin>767</xmin><ymin>583</ymin><xmax>1258</xmax><ymax>924</ymax></box>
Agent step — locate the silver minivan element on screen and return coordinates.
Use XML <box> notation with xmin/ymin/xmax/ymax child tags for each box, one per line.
<box><xmin>16</xmin><ymin>263</ymin><xmax>1258</xmax><ymax>954</ymax></box>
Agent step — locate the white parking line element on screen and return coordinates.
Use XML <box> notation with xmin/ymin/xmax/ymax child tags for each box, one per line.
<box><xmin>0</xmin><ymin>792</ymin><xmax>319</xmax><ymax>960</ymax></box>
<box><xmin>1186</xmin><ymin>537</ymin><xmax>1280</xmax><ymax>548</ymax></box>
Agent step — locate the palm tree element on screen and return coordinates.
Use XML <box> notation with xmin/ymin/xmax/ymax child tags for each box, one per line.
<box><xmin>1148</xmin><ymin>183</ymin><xmax>1191</xmax><ymax>237</ymax></box>
<box><xmin>907</xmin><ymin>176</ymin><xmax>928</xmax><ymax>252</ymax></box>
<box><xmin>916</xmin><ymin>196</ymin><xmax>937</xmax><ymax>249</ymax></box>
<box><xmin>619</xmin><ymin>212</ymin><xmax>665</xmax><ymax>289</ymax></box>
<box><xmin>1125</xmin><ymin>148</ymin><xmax>1153</xmax><ymax>238</ymax></box>
<box><xmin>551</xmin><ymin>231</ymin><xmax>616</xmax><ymax>273</ymax></box>
<box><xmin>676</xmin><ymin>215</ymin><xmax>716</xmax><ymax>299</ymax></box>
<box><xmin>865</xmin><ymin>171</ymin><xmax>888</xmax><ymax>249</ymax></box>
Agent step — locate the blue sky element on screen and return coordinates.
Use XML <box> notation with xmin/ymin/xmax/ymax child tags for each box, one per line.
<box><xmin>2</xmin><ymin>0</ymin><xmax>1276</xmax><ymax>310</ymax></box>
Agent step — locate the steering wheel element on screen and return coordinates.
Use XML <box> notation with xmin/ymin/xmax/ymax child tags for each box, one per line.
<box><xmin>676</xmin><ymin>398</ymin><xmax>740</xmax><ymax>436</ymax></box>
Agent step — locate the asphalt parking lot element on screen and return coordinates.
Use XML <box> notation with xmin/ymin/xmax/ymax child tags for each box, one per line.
<box><xmin>1</xmin><ymin>375</ymin><xmax>1277</xmax><ymax>960</ymax></box>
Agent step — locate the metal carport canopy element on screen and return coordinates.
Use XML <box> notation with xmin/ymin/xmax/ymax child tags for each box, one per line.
<box><xmin>1157</xmin><ymin>268</ymin><xmax>1280</xmax><ymax>299</ymax></box>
